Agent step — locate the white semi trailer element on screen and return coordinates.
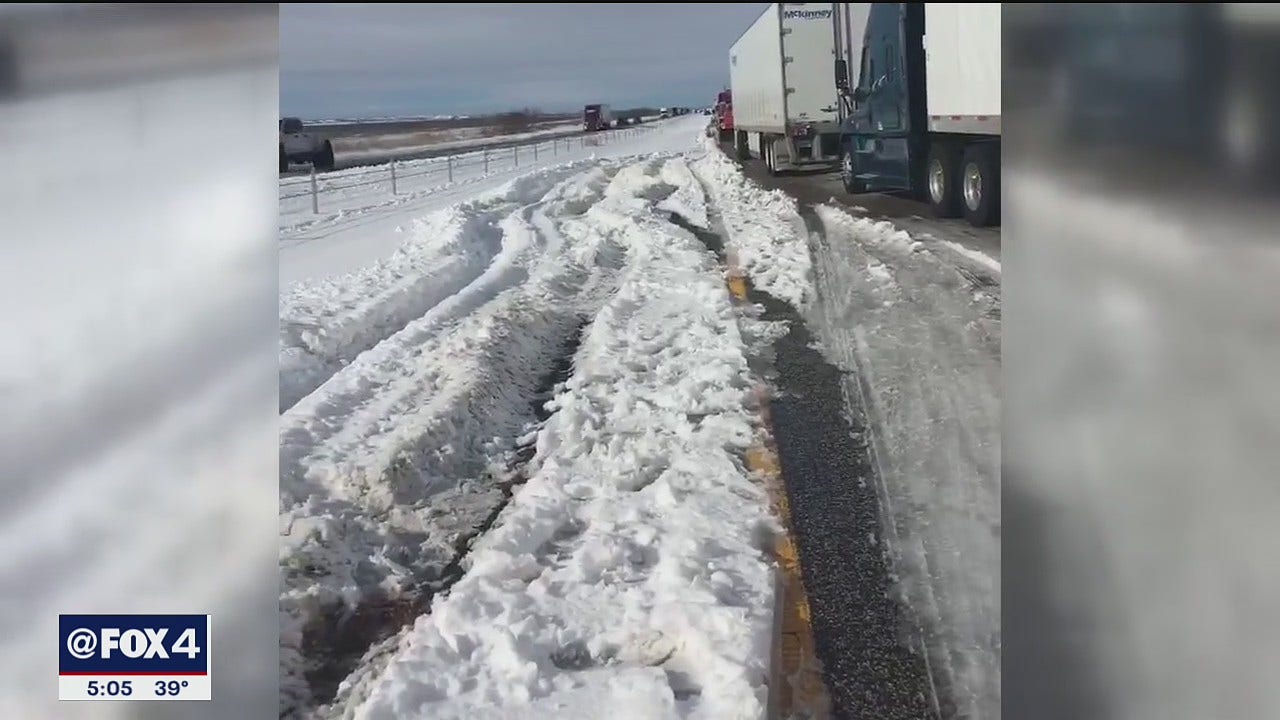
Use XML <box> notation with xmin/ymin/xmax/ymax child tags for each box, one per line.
<box><xmin>729</xmin><ymin>3</ymin><xmax>843</xmax><ymax>174</ymax></box>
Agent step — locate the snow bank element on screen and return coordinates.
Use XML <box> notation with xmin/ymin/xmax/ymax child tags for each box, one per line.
<box><xmin>278</xmin><ymin>206</ymin><xmax>491</xmax><ymax>411</ymax></box>
<box><xmin>280</xmin><ymin>116</ymin><xmax>709</xmax><ymax>286</ymax></box>
<box><xmin>814</xmin><ymin>207</ymin><xmax>923</xmax><ymax>255</ymax></box>
<box><xmin>657</xmin><ymin>157</ymin><xmax>710</xmax><ymax>228</ymax></box>
<box><xmin>690</xmin><ymin>136</ymin><xmax>813</xmax><ymax>308</ymax></box>
<box><xmin>936</xmin><ymin>239</ymin><xmax>1001</xmax><ymax>275</ymax></box>
<box><xmin>279</xmin><ymin>163</ymin><xmax>623</xmax><ymax>713</ymax></box>
<box><xmin>278</xmin><ymin>164</ymin><xmax>591</xmax><ymax>411</ymax></box>
<box><xmin>280</xmin><ymin>148</ymin><xmax>777</xmax><ymax>718</ymax></box>
<box><xmin>348</xmin><ymin>164</ymin><xmax>776</xmax><ymax>720</ymax></box>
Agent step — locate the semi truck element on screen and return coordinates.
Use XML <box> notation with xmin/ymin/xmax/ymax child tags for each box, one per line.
<box><xmin>279</xmin><ymin>117</ymin><xmax>336</xmax><ymax>173</ymax></box>
<box><xmin>582</xmin><ymin>104</ymin><xmax>614</xmax><ymax>132</ymax></box>
<box><xmin>729</xmin><ymin>3</ymin><xmax>843</xmax><ymax>174</ymax></box>
<box><xmin>834</xmin><ymin>3</ymin><xmax>1001</xmax><ymax>226</ymax></box>
<box><xmin>715</xmin><ymin>89</ymin><xmax>735</xmax><ymax>141</ymax></box>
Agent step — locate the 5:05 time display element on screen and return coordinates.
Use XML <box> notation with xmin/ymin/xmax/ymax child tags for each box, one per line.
<box><xmin>86</xmin><ymin>680</ymin><xmax>132</xmax><ymax>697</ymax></box>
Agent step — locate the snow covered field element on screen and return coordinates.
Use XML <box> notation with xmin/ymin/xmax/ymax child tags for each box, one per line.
<box><xmin>279</xmin><ymin>116</ymin><xmax>798</xmax><ymax>718</ymax></box>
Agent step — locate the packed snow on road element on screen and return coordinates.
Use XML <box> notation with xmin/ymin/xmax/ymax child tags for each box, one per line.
<box><xmin>278</xmin><ymin>116</ymin><xmax>814</xmax><ymax>718</ymax></box>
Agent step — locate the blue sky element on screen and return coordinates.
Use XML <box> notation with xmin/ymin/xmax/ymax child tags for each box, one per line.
<box><xmin>280</xmin><ymin>3</ymin><xmax>768</xmax><ymax>119</ymax></box>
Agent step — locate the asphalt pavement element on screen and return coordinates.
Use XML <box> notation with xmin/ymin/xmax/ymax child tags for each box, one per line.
<box><xmin>753</xmin><ymin>281</ymin><xmax>943</xmax><ymax>720</ymax></box>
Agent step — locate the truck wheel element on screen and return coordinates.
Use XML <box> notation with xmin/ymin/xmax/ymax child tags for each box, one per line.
<box><xmin>840</xmin><ymin>143</ymin><xmax>865</xmax><ymax>193</ymax></box>
<box><xmin>763</xmin><ymin>136</ymin><xmax>777</xmax><ymax>175</ymax></box>
<box><xmin>279</xmin><ymin>144</ymin><xmax>288</xmax><ymax>173</ymax></box>
<box><xmin>960</xmin><ymin>143</ymin><xmax>999</xmax><ymax>227</ymax></box>
<box><xmin>734</xmin><ymin>130</ymin><xmax>749</xmax><ymax>160</ymax></box>
<box><xmin>314</xmin><ymin>140</ymin><xmax>336</xmax><ymax>171</ymax></box>
<box><xmin>926</xmin><ymin>143</ymin><xmax>962</xmax><ymax>218</ymax></box>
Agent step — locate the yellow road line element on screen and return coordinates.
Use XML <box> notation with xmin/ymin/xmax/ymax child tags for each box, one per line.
<box><xmin>725</xmin><ymin>250</ymin><xmax>749</xmax><ymax>302</ymax></box>
<box><xmin>728</xmin><ymin>265</ymin><xmax>830</xmax><ymax>720</ymax></box>
<box><xmin>746</xmin><ymin>411</ymin><xmax>830</xmax><ymax>720</ymax></box>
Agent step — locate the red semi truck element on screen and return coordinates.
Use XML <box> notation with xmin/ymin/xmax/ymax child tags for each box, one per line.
<box><xmin>715</xmin><ymin>90</ymin><xmax>734</xmax><ymax>141</ymax></box>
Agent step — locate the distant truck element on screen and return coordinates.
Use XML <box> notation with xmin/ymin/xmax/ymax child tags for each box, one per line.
<box><xmin>659</xmin><ymin>107</ymin><xmax>671</xmax><ymax>119</ymax></box>
<box><xmin>583</xmin><ymin>104</ymin><xmax>614</xmax><ymax>132</ymax></box>
<box><xmin>715</xmin><ymin>89</ymin><xmax>734</xmax><ymax>141</ymax></box>
<box><xmin>729</xmin><ymin>3</ymin><xmax>842</xmax><ymax>174</ymax></box>
<box><xmin>279</xmin><ymin>117</ymin><xmax>335</xmax><ymax>173</ymax></box>
<box><xmin>834</xmin><ymin>3</ymin><xmax>1001</xmax><ymax>226</ymax></box>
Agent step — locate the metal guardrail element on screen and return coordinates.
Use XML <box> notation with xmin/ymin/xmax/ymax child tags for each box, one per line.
<box><xmin>280</xmin><ymin>126</ymin><xmax>649</xmax><ymax>213</ymax></box>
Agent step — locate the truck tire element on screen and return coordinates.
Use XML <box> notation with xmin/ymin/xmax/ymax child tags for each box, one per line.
<box><xmin>960</xmin><ymin>143</ymin><xmax>999</xmax><ymax>227</ymax></box>
<box><xmin>280</xmin><ymin>144</ymin><xmax>288</xmax><ymax>173</ymax></box>
<box><xmin>926</xmin><ymin>143</ymin><xmax>962</xmax><ymax>218</ymax></box>
<box><xmin>313</xmin><ymin>140</ymin><xmax>336</xmax><ymax>171</ymax></box>
<box><xmin>840</xmin><ymin>143</ymin><xmax>865</xmax><ymax>193</ymax></box>
<box><xmin>734</xmin><ymin>130</ymin><xmax>749</xmax><ymax>160</ymax></box>
<box><xmin>763</xmin><ymin>135</ymin><xmax>777</xmax><ymax>175</ymax></box>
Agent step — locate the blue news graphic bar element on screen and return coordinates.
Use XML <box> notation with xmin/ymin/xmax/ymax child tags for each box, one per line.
<box><xmin>59</xmin><ymin>614</ymin><xmax>209</xmax><ymax>675</ymax></box>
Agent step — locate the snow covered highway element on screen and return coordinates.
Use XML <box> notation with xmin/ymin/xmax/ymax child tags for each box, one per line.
<box><xmin>278</xmin><ymin>114</ymin><xmax>1000</xmax><ymax>720</ymax></box>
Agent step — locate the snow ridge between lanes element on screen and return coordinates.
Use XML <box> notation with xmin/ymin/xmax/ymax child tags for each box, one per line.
<box><xmin>349</xmin><ymin>163</ymin><xmax>776</xmax><ymax>720</ymax></box>
<box><xmin>690</xmin><ymin>136</ymin><xmax>813</xmax><ymax>309</ymax></box>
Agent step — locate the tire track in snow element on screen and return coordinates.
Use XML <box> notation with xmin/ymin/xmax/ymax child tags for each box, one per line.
<box><xmin>279</xmin><ymin>157</ymin><xmax>687</xmax><ymax>719</ymax></box>
<box><xmin>279</xmin><ymin>163</ymin><xmax>596</xmax><ymax>413</ymax></box>
<box><xmin>298</xmin><ymin>318</ymin><xmax>590</xmax><ymax>717</ymax></box>
<box><xmin>343</xmin><ymin>161</ymin><xmax>775</xmax><ymax>720</ymax></box>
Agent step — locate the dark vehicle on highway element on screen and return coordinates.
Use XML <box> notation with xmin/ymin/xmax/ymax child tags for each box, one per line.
<box><xmin>279</xmin><ymin>117</ymin><xmax>335</xmax><ymax>172</ymax></box>
<box><xmin>583</xmin><ymin>104</ymin><xmax>614</xmax><ymax>132</ymax></box>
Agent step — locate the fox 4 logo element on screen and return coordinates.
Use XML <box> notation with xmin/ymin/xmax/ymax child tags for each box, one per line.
<box><xmin>98</xmin><ymin>627</ymin><xmax>200</xmax><ymax>660</ymax></box>
<box><xmin>60</xmin><ymin>615</ymin><xmax>209</xmax><ymax>670</ymax></box>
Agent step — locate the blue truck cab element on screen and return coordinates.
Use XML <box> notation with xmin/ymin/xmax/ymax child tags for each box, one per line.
<box><xmin>835</xmin><ymin>2</ymin><xmax>1002</xmax><ymax>226</ymax></box>
<box><xmin>839</xmin><ymin>3</ymin><xmax>926</xmax><ymax>195</ymax></box>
